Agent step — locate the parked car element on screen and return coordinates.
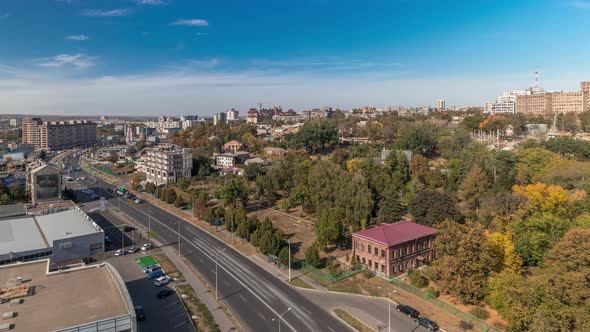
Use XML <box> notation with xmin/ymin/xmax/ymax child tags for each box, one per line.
<box><xmin>154</xmin><ymin>276</ymin><xmax>172</xmax><ymax>287</ymax></box>
<box><xmin>134</xmin><ymin>306</ymin><xmax>146</xmax><ymax>321</ymax></box>
<box><xmin>123</xmin><ymin>226</ymin><xmax>136</xmax><ymax>233</ymax></box>
<box><xmin>415</xmin><ymin>317</ymin><xmax>439</xmax><ymax>331</ymax></box>
<box><xmin>147</xmin><ymin>270</ymin><xmax>165</xmax><ymax>279</ymax></box>
<box><xmin>157</xmin><ymin>289</ymin><xmax>174</xmax><ymax>299</ymax></box>
<box><xmin>114</xmin><ymin>249</ymin><xmax>124</xmax><ymax>256</ymax></box>
<box><xmin>141</xmin><ymin>243</ymin><xmax>151</xmax><ymax>251</ymax></box>
<box><xmin>397</xmin><ymin>304</ymin><xmax>420</xmax><ymax>318</ymax></box>
<box><xmin>134</xmin><ymin>198</ymin><xmax>142</xmax><ymax>204</ymax></box>
<box><xmin>142</xmin><ymin>264</ymin><xmax>161</xmax><ymax>274</ymax></box>
<box><xmin>127</xmin><ymin>246</ymin><xmax>138</xmax><ymax>254</ymax></box>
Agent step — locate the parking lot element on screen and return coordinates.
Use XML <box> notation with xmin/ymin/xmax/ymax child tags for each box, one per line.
<box><xmin>108</xmin><ymin>253</ymin><xmax>195</xmax><ymax>332</ymax></box>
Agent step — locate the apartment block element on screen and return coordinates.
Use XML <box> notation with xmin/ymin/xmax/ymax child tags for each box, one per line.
<box><xmin>143</xmin><ymin>144</ymin><xmax>192</xmax><ymax>185</ymax></box>
<box><xmin>39</xmin><ymin>120</ymin><xmax>97</xmax><ymax>151</ymax></box>
<box><xmin>516</xmin><ymin>81</ymin><xmax>590</xmax><ymax>115</ymax></box>
<box><xmin>22</xmin><ymin>117</ymin><xmax>43</xmax><ymax>146</ymax></box>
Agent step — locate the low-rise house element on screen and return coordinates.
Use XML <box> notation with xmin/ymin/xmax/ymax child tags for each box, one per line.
<box><xmin>264</xmin><ymin>147</ymin><xmax>287</xmax><ymax>157</ymax></box>
<box><xmin>223</xmin><ymin>140</ymin><xmax>244</xmax><ymax>153</ymax></box>
<box><xmin>215</xmin><ymin>151</ymin><xmax>249</xmax><ymax>167</ymax></box>
<box><xmin>220</xmin><ymin>167</ymin><xmax>245</xmax><ymax>176</ymax></box>
<box><xmin>244</xmin><ymin>157</ymin><xmax>267</xmax><ymax>166</ymax></box>
<box><xmin>351</xmin><ymin>220</ymin><xmax>436</xmax><ymax>278</ymax></box>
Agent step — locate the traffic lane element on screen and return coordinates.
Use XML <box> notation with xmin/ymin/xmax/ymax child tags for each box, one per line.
<box><xmin>109</xmin><ymin>194</ymin><xmax>351</xmax><ymax>332</ymax></box>
<box><xmin>109</xmin><ymin>255</ymin><xmax>194</xmax><ymax>332</ymax></box>
<box><xmin>89</xmin><ymin>211</ymin><xmax>142</xmax><ymax>252</ymax></box>
<box><xmin>84</xmin><ymin>174</ymin><xmax>351</xmax><ymax>332</ymax></box>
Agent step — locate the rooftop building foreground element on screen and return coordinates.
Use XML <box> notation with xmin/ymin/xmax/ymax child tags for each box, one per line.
<box><xmin>0</xmin><ymin>260</ymin><xmax>135</xmax><ymax>332</ymax></box>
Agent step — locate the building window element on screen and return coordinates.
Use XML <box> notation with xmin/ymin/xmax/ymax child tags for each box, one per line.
<box><xmin>374</xmin><ymin>262</ymin><xmax>378</xmax><ymax>270</ymax></box>
<box><xmin>362</xmin><ymin>257</ymin><xmax>365</xmax><ymax>264</ymax></box>
<box><xmin>368</xmin><ymin>259</ymin><xmax>372</xmax><ymax>267</ymax></box>
<box><xmin>374</xmin><ymin>247</ymin><xmax>378</xmax><ymax>256</ymax></box>
<box><xmin>356</xmin><ymin>255</ymin><xmax>360</xmax><ymax>262</ymax></box>
<box><xmin>361</xmin><ymin>243</ymin><xmax>365</xmax><ymax>252</ymax></box>
<box><xmin>368</xmin><ymin>245</ymin><xmax>372</xmax><ymax>253</ymax></box>
<box><xmin>381</xmin><ymin>265</ymin><xmax>385</xmax><ymax>273</ymax></box>
<box><xmin>355</xmin><ymin>241</ymin><xmax>359</xmax><ymax>249</ymax></box>
<box><xmin>381</xmin><ymin>250</ymin><xmax>385</xmax><ymax>258</ymax></box>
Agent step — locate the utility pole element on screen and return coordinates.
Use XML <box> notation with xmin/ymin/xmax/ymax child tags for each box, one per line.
<box><xmin>288</xmin><ymin>240</ymin><xmax>291</xmax><ymax>282</ymax></box>
<box><xmin>148</xmin><ymin>205</ymin><xmax>151</xmax><ymax>245</ymax></box>
<box><xmin>278</xmin><ymin>307</ymin><xmax>291</xmax><ymax>332</ymax></box>
<box><xmin>177</xmin><ymin>221</ymin><xmax>181</xmax><ymax>258</ymax></box>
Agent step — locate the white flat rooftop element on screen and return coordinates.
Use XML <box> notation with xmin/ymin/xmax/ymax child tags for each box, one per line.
<box><xmin>0</xmin><ymin>217</ymin><xmax>49</xmax><ymax>254</ymax></box>
<box><xmin>36</xmin><ymin>208</ymin><xmax>100</xmax><ymax>243</ymax></box>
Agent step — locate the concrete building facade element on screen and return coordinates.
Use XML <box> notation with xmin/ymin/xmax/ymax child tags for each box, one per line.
<box><xmin>143</xmin><ymin>144</ymin><xmax>192</xmax><ymax>185</ymax></box>
<box><xmin>38</xmin><ymin>120</ymin><xmax>97</xmax><ymax>150</ymax></box>
<box><xmin>22</xmin><ymin>117</ymin><xmax>43</xmax><ymax>146</ymax></box>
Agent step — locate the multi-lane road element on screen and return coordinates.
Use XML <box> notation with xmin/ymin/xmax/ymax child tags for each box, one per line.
<box><xmin>71</xmin><ymin>158</ymin><xmax>353</xmax><ymax>332</ymax></box>
<box><xmin>69</xmin><ymin>155</ymin><xmax>424</xmax><ymax>332</ymax></box>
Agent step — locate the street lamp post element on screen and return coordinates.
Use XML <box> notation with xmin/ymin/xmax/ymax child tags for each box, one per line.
<box><xmin>287</xmin><ymin>240</ymin><xmax>291</xmax><ymax>282</ymax></box>
<box><xmin>278</xmin><ymin>307</ymin><xmax>292</xmax><ymax>332</ymax></box>
<box><xmin>177</xmin><ymin>221</ymin><xmax>181</xmax><ymax>258</ymax></box>
<box><xmin>148</xmin><ymin>205</ymin><xmax>151</xmax><ymax>246</ymax></box>
<box><xmin>215</xmin><ymin>248</ymin><xmax>227</xmax><ymax>300</ymax></box>
<box><xmin>388</xmin><ymin>290</ymin><xmax>397</xmax><ymax>332</ymax></box>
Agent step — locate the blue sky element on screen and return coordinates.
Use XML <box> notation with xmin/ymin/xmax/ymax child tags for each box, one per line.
<box><xmin>0</xmin><ymin>0</ymin><xmax>589</xmax><ymax>116</ymax></box>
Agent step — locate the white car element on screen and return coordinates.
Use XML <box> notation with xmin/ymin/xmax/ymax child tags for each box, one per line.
<box><xmin>127</xmin><ymin>247</ymin><xmax>138</xmax><ymax>254</ymax></box>
<box><xmin>154</xmin><ymin>276</ymin><xmax>171</xmax><ymax>287</ymax></box>
<box><xmin>134</xmin><ymin>198</ymin><xmax>142</xmax><ymax>204</ymax></box>
<box><xmin>114</xmin><ymin>249</ymin><xmax>124</xmax><ymax>256</ymax></box>
<box><xmin>141</xmin><ymin>244</ymin><xmax>152</xmax><ymax>251</ymax></box>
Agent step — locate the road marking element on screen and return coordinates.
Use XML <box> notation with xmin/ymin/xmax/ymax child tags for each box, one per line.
<box><xmin>257</xmin><ymin>312</ymin><xmax>266</xmax><ymax>320</ymax></box>
<box><xmin>173</xmin><ymin>320</ymin><xmax>187</xmax><ymax>328</ymax></box>
<box><xmin>93</xmin><ymin>182</ymin><xmax>300</xmax><ymax>332</ymax></box>
<box><xmin>199</xmin><ymin>258</ymin><xmax>204</xmax><ymax>263</ymax></box>
<box><xmin>239</xmin><ymin>294</ymin><xmax>247</xmax><ymax>303</ymax></box>
<box><xmin>328</xmin><ymin>327</ymin><xmax>335</xmax><ymax>332</ymax></box>
<box><xmin>224</xmin><ymin>280</ymin><xmax>232</xmax><ymax>287</ymax></box>
<box><xmin>302</xmin><ymin>306</ymin><xmax>312</xmax><ymax>314</ymax></box>
<box><xmin>210</xmin><ymin>269</ymin><xmax>216</xmax><ymax>274</ymax></box>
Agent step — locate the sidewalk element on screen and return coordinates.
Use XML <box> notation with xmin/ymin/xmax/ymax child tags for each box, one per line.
<box><xmin>158</xmin><ymin>244</ymin><xmax>239</xmax><ymax>332</ymax></box>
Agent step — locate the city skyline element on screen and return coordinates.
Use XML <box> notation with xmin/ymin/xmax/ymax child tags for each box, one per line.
<box><xmin>1</xmin><ymin>0</ymin><xmax>590</xmax><ymax>115</ymax></box>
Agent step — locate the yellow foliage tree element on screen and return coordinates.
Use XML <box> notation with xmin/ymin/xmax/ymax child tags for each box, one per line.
<box><xmin>487</xmin><ymin>229</ymin><xmax>522</xmax><ymax>274</ymax></box>
<box><xmin>512</xmin><ymin>182</ymin><xmax>586</xmax><ymax>216</ymax></box>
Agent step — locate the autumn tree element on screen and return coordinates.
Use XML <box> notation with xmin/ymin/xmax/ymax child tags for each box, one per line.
<box><xmin>457</xmin><ymin>163</ymin><xmax>490</xmax><ymax>213</ymax></box>
<box><xmin>431</xmin><ymin>221</ymin><xmax>499</xmax><ymax>304</ymax></box>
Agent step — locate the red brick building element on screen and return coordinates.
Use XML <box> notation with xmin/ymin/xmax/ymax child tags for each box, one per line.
<box><xmin>351</xmin><ymin>221</ymin><xmax>436</xmax><ymax>278</ymax></box>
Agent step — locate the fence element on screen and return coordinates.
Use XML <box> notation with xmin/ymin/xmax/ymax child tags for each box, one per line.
<box><xmin>297</xmin><ymin>261</ymin><xmax>362</xmax><ymax>287</ymax></box>
<box><xmin>388</xmin><ymin>277</ymin><xmax>502</xmax><ymax>332</ymax></box>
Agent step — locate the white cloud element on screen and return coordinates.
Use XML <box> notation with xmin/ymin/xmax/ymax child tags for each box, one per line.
<box><xmin>81</xmin><ymin>9</ymin><xmax>129</xmax><ymax>17</ymax></box>
<box><xmin>573</xmin><ymin>1</ymin><xmax>590</xmax><ymax>8</ymax></box>
<box><xmin>65</xmin><ymin>34</ymin><xmax>89</xmax><ymax>41</ymax></box>
<box><xmin>38</xmin><ymin>54</ymin><xmax>95</xmax><ymax>69</ymax></box>
<box><xmin>138</xmin><ymin>0</ymin><xmax>166</xmax><ymax>5</ymax></box>
<box><xmin>171</xmin><ymin>19</ymin><xmax>208</xmax><ymax>27</ymax></box>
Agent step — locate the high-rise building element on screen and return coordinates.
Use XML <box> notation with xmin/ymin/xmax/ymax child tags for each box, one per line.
<box><xmin>436</xmin><ymin>99</ymin><xmax>446</xmax><ymax>109</ymax></box>
<box><xmin>143</xmin><ymin>144</ymin><xmax>192</xmax><ymax>185</ymax></box>
<box><xmin>213</xmin><ymin>112</ymin><xmax>227</xmax><ymax>125</ymax></box>
<box><xmin>226</xmin><ymin>108</ymin><xmax>239</xmax><ymax>121</ymax></box>
<box><xmin>483</xmin><ymin>101</ymin><xmax>494</xmax><ymax>113</ymax></box>
<box><xmin>38</xmin><ymin>120</ymin><xmax>97</xmax><ymax>151</ymax></box>
<box><xmin>9</xmin><ymin>119</ymin><xmax>17</xmax><ymax>127</ymax></box>
<box><xmin>22</xmin><ymin>117</ymin><xmax>43</xmax><ymax>146</ymax></box>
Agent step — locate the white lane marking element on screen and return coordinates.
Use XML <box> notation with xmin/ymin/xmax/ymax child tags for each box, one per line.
<box><xmin>199</xmin><ymin>258</ymin><xmax>204</xmax><ymax>263</ymax></box>
<box><xmin>210</xmin><ymin>269</ymin><xmax>216</xmax><ymax>274</ymax></box>
<box><xmin>224</xmin><ymin>280</ymin><xmax>232</xmax><ymax>287</ymax></box>
<box><xmin>100</xmin><ymin>190</ymin><xmax>300</xmax><ymax>332</ymax></box>
<box><xmin>328</xmin><ymin>327</ymin><xmax>335</xmax><ymax>332</ymax></box>
<box><xmin>257</xmin><ymin>312</ymin><xmax>266</xmax><ymax>320</ymax></box>
<box><xmin>302</xmin><ymin>306</ymin><xmax>312</xmax><ymax>314</ymax></box>
<box><xmin>239</xmin><ymin>294</ymin><xmax>247</xmax><ymax>303</ymax></box>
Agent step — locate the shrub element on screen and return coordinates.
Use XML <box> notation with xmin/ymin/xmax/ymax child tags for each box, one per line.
<box><xmin>362</xmin><ymin>267</ymin><xmax>374</xmax><ymax>279</ymax></box>
<box><xmin>305</xmin><ymin>243</ymin><xmax>321</xmax><ymax>268</ymax></box>
<box><xmin>426</xmin><ymin>286</ymin><xmax>439</xmax><ymax>298</ymax></box>
<box><xmin>408</xmin><ymin>269</ymin><xmax>429</xmax><ymax>288</ymax></box>
<box><xmin>469</xmin><ymin>306</ymin><xmax>490</xmax><ymax>320</ymax></box>
<box><xmin>459</xmin><ymin>320</ymin><xmax>474</xmax><ymax>331</ymax></box>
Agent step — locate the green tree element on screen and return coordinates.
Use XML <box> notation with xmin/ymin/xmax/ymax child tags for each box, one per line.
<box><xmin>305</xmin><ymin>242</ymin><xmax>321</xmax><ymax>268</ymax></box>
<box><xmin>289</xmin><ymin>121</ymin><xmax>338</xmax><ymax>154</ymax></box>
<box><xmin>221</xmin><ymin>174</ymin><xmax>249</xmax><ymax>208</ymax></box>
<box><xmin>38</xmin><ymin>150</ymin><xmax>47</xmax><ymax>159</ymax></box>
<box><xmin>376</xmin><ymin>188</ymin><xmax>403</xmax><ymax>224</ymax></box>
<box><xmin>145</xmin><ymin>182</ymin><xmax>156</xmax><ymax>194</ymax></box>
<box><xmin>177</xmin><ymin>177</ymin><xmax>190</xmax><ymax>190</ymax></box>
<box><xmin>166</xmin><ymin>188</ymin><xmax>177</xmax><ymax>204</ymax></box>
<box><xmin>278</xmin><ymin>246</ymin><xmax>291</xmax><ymax>267</ymax></box>
<box><xmin>457</xmin><ymin>163</ymin><xmax>490</xmax><ymax>213</ymax></box>
<box><xmin>511</xmin><ymin>213</ymin><xmax>571</xmax><ymax>266</ymax></box>
<box><xmin>314</xmin><ymin>207</ymin><xmax>344</xmax><ymax>248</ymax></box>
<box><xmin>174</xmin><ymin>195</ymin><xmax>185</xmax><ymax>208</ymax></box>
<box><xmin>408</xmin><ymin>190</ymin><xmax>462</xmax><ymax>226</ymax></box>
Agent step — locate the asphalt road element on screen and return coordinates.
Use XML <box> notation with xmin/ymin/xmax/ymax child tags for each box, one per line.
<box><xmin>71</xmin><ymin>158</ymin><xmax>352</xmax><ymax>332</ymax></box>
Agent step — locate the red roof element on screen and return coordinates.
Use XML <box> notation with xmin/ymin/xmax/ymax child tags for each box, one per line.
<box><xmin>353</xmin><ymin>221</ymin><xmax>436</xmax><ymax>247</ymax></box>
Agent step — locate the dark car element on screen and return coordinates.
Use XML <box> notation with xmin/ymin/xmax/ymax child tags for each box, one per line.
<box><xmin>123</xmin><ymin>226</ymin><xmax>136</xmax><ymax>233</ymax></box>
<box><xmin>134</xmin><ymin>306</ymin><xmax>146</xmax><ymax>321</ymax></box>
<box><xmin>415</xmin><ymin>317</ymin><xmax>439</xmax><ymax>331</ymax></box>
<box><xmin>157</xmin><ymin>289</ymin><xmax>174</xmax><ymax>299</ymax></box>
<box><xmin>397</xmin><ymin>304</ymin><xmax>419</xmax><ymax>318</ymax></box>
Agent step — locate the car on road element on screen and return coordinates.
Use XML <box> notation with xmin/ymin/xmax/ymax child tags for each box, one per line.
<box><xmin>157</xmin><ymin>289</ymin><xmax>174</xmax><ymax>299</ymax></box>
<box><xmin>134</xmin><ymin>306</ymin><xmax>146</xmax><ymax>321</ymax></box>
<box><xmin>134</xmin><ymin>198</ymin><xmax>142</xmax><ymax>204</ymax></box>
<box><xmin>154</xmin><ymin>276</ymin><xmax>172</xmax><ymax>287</ymax></box>
<box><xmin>415</xmin><ymin>317</ymin><xmax>439</xmax><ymax>331</ymax></box>
<box><xmin>397</xmin><ymin>304</ymin><xmax>420</xmax><ymax>318</ymax></box>
<box><xmin>123</xmin><ymin>226</ymin><xmax>136</xmax><ymax>233</ymax></box>
<box><xmin>142</xmin><ymin>264</ymin><xmax>161</xmax><ymax>274</ymax></box>
<box><xmin>147</xmin><ymin>270</ymin><xmax>165</xmax><ymax>279</ymax></box>
<box><xmin>114</xmin><ymin>249</ymin><xmax>125</xmax><ymax>256</ymax></box>
<box><xmin>127</xmin><ymin>246</ymin><xmax>138</xmax><ymax>254</ymax></box>
<box><xmin>140</xmin><ymin>243</ymin><xmax>151</xmax><ymax>251</ymax></box>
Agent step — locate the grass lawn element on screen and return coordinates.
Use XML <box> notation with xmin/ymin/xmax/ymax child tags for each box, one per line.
<box><xmin>288</xmin><ymin>277</ymin><xmax>314</xmax><ymax>289</ymax></box>
<box><xmin>136</xmin><ymin>255</ymin><xmax>157</xmax><ymax>267</ymax></box>
<box><xmin>333</xmin><ymin>308</ymin><xmax>374</xmax><ymax>332</ymax></box>
<box><xmin>176</xmin><ymin>284</ymin><xmax>221</xmax><ymax>332</ymax></box>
